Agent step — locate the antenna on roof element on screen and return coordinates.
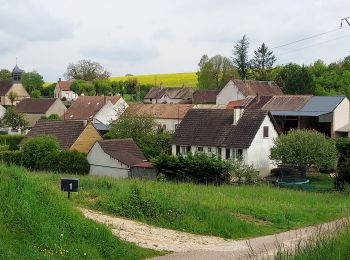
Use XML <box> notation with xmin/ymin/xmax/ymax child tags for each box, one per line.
<box><xmin>340</xmin><ymin>16</ymin><xmax>350</xmax><ymax>28</ymax></box>
<box><xmin>15</xmin><ymin>57</ymin><xmax>18</xmax><ymax>65</ymax></box>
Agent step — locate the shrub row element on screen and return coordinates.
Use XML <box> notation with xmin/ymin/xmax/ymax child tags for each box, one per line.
<box><xmin>0</xmin><ymin>135</ymin><xmax>24</xmax><ymax>150</ymax></box>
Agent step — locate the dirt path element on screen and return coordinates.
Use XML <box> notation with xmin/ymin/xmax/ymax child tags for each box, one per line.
<box><xmin>80</xmin><ymin>208</ymin><xmax>346</xmax><ymax>259</ymax></box>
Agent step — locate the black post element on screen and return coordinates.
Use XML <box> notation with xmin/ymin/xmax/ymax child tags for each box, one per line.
<box><xmin>68</xmin><ymin>191</ymin><xmax>71</xmax><ymax>200</ymax></box>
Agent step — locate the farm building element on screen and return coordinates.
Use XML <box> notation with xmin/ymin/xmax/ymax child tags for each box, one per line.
<box><xmin>87</xmin><ymin>139</ymin><xmax>156</xmax><ymax>179</ymax></box>
<box><xmin>23</xmin><ymin>120</ymin><xmax>102</xmax><ymax>153</ymax></box>
<box><xmin>16</xmin><ymin>98</ymin><xmax>67</xmax><ymax>127</ymax></box>
<box><xmin>144</xmin><ymin>87</ymin><xmax>193</xmax><ymax>104</ymax></box>
<box><xmin>171</xmin><ymin>108</ymin><xmax>280</xmax><ymax>177</ymax></box>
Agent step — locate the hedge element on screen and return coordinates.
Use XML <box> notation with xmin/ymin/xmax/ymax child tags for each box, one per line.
<box><xmin>0</xmin><ymin>135</ymin><xmax>24</xmax><ymax>150</ymax></box>
<box><xmin>0</xmin><ymin>151</ymin><xmax>23</xmax><ymax>165</ymax></box>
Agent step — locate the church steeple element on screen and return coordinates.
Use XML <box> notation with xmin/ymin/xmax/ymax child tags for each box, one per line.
<box><xmin>12</xmin><ymin>64</ymin><xmax>24</xmax><ymax>83</ymax></box>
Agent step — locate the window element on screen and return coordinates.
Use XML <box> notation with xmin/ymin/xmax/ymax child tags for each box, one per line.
<box><xmin>163</xmin><ymin>124</ymin><xmax>166</xmax><ymax>130</ymax></box>
<box><xmin>226</xmin><ymin>148</ymin><xmax>230</xmax><ymax>159</ymax></box>
<box><xmin>176</xmin><ymin>145</ymin><xmax>180</xmax><ymax>155</ymax></box>
<box><xmin>263</xmin><ymin>126</ymin><xmax>269</xmax><ymax>138</ymax></box>
<box><xmin>218</xmin><ymin>148</ymin><xmax>222</xmax><ymax>158</ymax></box>
<box><xmin>197</xmin><ymin>146</ymin><xmax>204</xmax><ymax>152</ymax></box>
<box><xmin>150</xmin><ymin>98</ymin><xmax>153</xmax><ymax>101</ymax></box>
<box><xmin>208</xmin><ymin>147</ymin><xmax>212</xmax><ymax>153</ymax></box>
<box><xmin>175</xmin><ymin>124</ymin><xmax>179</xmax><ymax>129</ymax></box>
<box><xmin>180</xmin><ymin>146</ymin><xmax>191</xmax><ymax>155</ymax></box>
<box><xmin>231</xmin><ymin>148</ymin><xmax>243</xmax><ymax>160</ymax></box>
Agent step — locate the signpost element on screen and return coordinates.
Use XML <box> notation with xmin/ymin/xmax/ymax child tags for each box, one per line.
<box><xmin>61</xmin><ymin>178</ymin><xmax>78</xmax><ymax>200</ymax></box>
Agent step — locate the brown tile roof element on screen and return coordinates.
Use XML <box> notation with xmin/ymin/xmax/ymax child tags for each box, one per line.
<box><xmin>98</xmin><ymin>139</ymin><xmax>146</xmax><ymax>167</ymax></box>
<box><xmin>171</xmin><ymin>109</ymin><xmax>279</xmax><ymax>149</ymax></box>
<box><xmin>64</xmin><ymin>96</ymin><xmax>121</xmax><ymax>120</ymax></box>
<box><xmin>261</xmin><ymin>95</ymin><xmax>312</xmax><ymax>111</ymax></box>
<box><xmin>226</xmin><ymin>99</ymin><xmax>249</xmax><ymax>109</ymax></box>
<box><xmin>0</xmin><ymin>80</ymin><xmax>13</xmax><ymax>96</ymax></box>
<box><xmin>23</xmin><ymin>120</ymin><xmax>89</xmax><ymax>149</ymax></box>
<box><xmin>193</xmin><ymin>90</ymin><xmax>220</xmax><ymax>104</ymax></box>
<box><xmin>144</xmin><ymin>87</ymin><xmax>193</xmax><ymax>100</ymax></box>
<box><xmin>232</xmin><ymin>79</ymin><xmax>283</xmax><ymax>96</ymax></box>
<box><xmin>128</xmin><ymin>104</ymin><xmax>193</xmax><ymax>119</ymax></box>
<box><xmin>57</xmin><ymin>80</ymin><xmax>72</xmax><ymax>91</ymax></box>
<box><xmin>16</xmin><ymin>98</ymin><xmax>57</xmax><ymax>114</ymax></box>
<box><xmin>245</xmin><ymin>96</ymin><xmax>273</xmax><ymax>110</ymax></box>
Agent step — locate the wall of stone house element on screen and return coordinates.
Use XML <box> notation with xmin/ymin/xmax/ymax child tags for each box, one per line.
<box><xmin>24</xmin><ymin>114</ymin><xmax>44</xmax><ymax>127</ymax></box>
<box><xmin>3</xmin><ymin>84</ymin><xmax>30</xmax><ymax>106</ymax></box>
<box><xmin>70</xmin><ymin>123</ymin><xmax>102</xmax><ymax>153</ymax></box>
<box><xmin>45</xmin><ymin>99</ymin><xmax>67</xmax><ymax>118</ymax></box>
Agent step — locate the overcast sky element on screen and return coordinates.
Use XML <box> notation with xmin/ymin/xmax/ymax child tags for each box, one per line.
<box><xmin>1</xmin><ymin>0</ymin><xmax>350</xmax><ymax>81</ymax></box>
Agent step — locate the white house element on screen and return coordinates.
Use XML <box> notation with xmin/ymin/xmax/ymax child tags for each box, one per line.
<box><xmin>128</xmin><ymin>103</ymin><xmax>193</xmax><ymax>132</ymax></box>
<box><xmin>64</xmin><ymin>95</ymin><xmax>128</xmax><ymax>125</ymax></box>
<box><xmin>170</xmin><ymin>108</ymin><xmax>280</xmax><ymax>177</ymax></box>
<box><xmin>87</xmin><ymin>139</ymin><xmax>155</xmax><ymax>179</ymax></box>
<box><xmin>144</xmin><ymin>87</ymin><xmax>193</xmax><ymax>104</ymax></box>
<box><xmin>54</xmin><ymin>79</ymin><xmax>78</xmax><ymax>102</ymax></box>
<box><xmin>216</xmin><ymin>79</ymin><xmax>283</xmax><ymax>105</ymax></box>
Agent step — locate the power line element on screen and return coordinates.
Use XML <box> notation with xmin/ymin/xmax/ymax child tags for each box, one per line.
<box><xmin>271</xmin><ymin>28</ymin><xmax>341</xmax><ymax>50</ymax></box>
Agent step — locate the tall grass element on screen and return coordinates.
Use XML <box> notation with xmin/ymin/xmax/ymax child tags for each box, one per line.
<box><xmin>34</xmin><ymin>173</ymin><xmax>350</xmax><ymax>239</ymax></box>
<box><xmin>0</xmin><ymin>165</ymin><xmax>160</xmax><ymax>259</ymax></box>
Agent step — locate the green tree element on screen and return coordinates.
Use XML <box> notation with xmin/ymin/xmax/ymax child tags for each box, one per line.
<box><xmin>21</xmin><ymin>71</ymin><xmax>45</xmax><ymax>94</ymax></box>
<box><xmin>270</xmin><ymin>129</ymin><xmax>338</xmax><ymax>170</ymax></box>
<box><xmin>47</xmin><ymin>114</ymin><xmax>60</xmax><ymax>120</ymax></box>
<box><xmin>197</xmin><ymin>54</ymin><xmax>216</xmax><ymax>89</ymax></box>
<box><xmin>0</xmin><ymin>69</ymin><xmax>11</xmax><ymax>80</ymax></box>
<box><xmin>111</xmin><ymin>81</ymin><xmax>125</xmax><ymax>95</ymax></box>
<box><xmin>31</xmin><ymin>89</ymin><xmax>41</xmax><ymax>98</ymax></box>
<box><xmin>232</xmin><ymin>35</ymin><xmax>250</xmax><ymax>79</ymax></box>
<box><xmin>125</xmin><ymin>78</ymin><xmax>138</xmax><ymax>94</ymax></box>
<box><xmin>275</xmin><ymin>63</ymin><xmax>314</xmax><ymax>94</ymax></box>
<box><xmin>251</xmin><ymin>43</ymin><xmax>276</xmax><ymax>80</ymax></box>
<box><xmin>1</xmin><ymin>108</ymin><xmax>28</xmax><ymax>130</ymax></box>
<box><xmin>93</xmin><ymin>79</ymin><xmax>112</xmax><ymax>95</ymax></box>
<box><xmin>41</xmin><ymin>83</ymin><xmax>56</xmax><ymax>97</ymax></box>
<box><xmin>70</xmin><ymin>80</ymin><xmax>95</xmax><ymax>96</ymax></box>
<box><xmin>64</xmin><ymin>59</ymin><xmax>110</xmax><ymax>81</ymax></box>
<box><xmin>8</xmin><ymin>91</ymin><xmax>17</xmax><ymax>106</ymax></box>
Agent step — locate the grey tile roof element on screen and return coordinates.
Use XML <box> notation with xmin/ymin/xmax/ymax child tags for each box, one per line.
<box><xmin>144</xmin><ymin>87</ymin><xmax>193</xmax><ymax>100</ymax></box>
<box><xmin>16</xmin><ymin>98</ymin><xmax>57</xmax><ymax>114</ymax></box>
<box><xmin>299</xmin><ymin>96</ymin><xmax>346</xmax><ymax>113</ymax></box>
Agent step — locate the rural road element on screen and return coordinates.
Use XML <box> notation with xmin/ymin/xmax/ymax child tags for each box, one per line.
<box><xmin>81</xmin><ymin>208</ymin><xmax>346</xmax><ymax>259</ymax></box>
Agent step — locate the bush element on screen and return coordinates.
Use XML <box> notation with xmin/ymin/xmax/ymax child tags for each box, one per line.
<box><xmin>0</xmin><ymin>151</ymin><xmax>23</xmax><ymax>165</ymax></box>
<box><xmin>47</xmin><ymin>114</ymin><xmax>60</xmax><ymax>120</ymax></box>
<box><xmin>227</xmin><ymin>159</ymin><xmax>260</xmax><ymax>184</ymax></box>
<box><xmin>22</xmin><ymin>136</ymin><xmax>60</xmax><ymax>170</ymax></box>
<box><xmin>335</xmin><ymin>137</ymin><xmax>350</xmax><ymax>165</ymax></box>
<box><xmin>0</xmin><ymin>135</ymin><xmax>24</xmax><ymax>150</ymax></box>
<box><xmin>42</xmin><ymin>150</ymin><xmax>90</xmax><ymax>175</ymax></box>
<box><xmin>152</xmin><ymin>153</ymin><xmax>230</xmax><ymax>184</ymax></box>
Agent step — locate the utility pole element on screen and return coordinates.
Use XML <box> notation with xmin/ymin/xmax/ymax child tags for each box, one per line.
<box><xmin>340</xmin><ymin>16</ymin><xmax>350</xmax><ymax>28</ymax></box>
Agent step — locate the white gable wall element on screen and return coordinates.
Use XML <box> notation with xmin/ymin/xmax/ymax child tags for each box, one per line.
<box><xmin>87</xmin><ymin>142</ymin><xmax>130</xmax><ymax>178</ymax></box>
<box><xmin>333</xmin><ymin>98</ymin><xmax>350</xmax><ymax>135</ymax></box>
<box><xmin>94</xmin><ymin>97</ymin><xmax>128</xmax><ymax>125</ymax></box>
<box><xmin>246</xmin><ymin>115</ymin><xmax>278</xmax><ymax>176</ymax></box>
<box><xmin>216</xmin><ymin>81</ymin><xmax>245</xmax><ymax>105</ymax></box>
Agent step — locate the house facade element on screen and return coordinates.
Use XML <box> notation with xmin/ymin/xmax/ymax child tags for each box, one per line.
<box><xmin>216</xmin><ymin>79</ymin><xmax>283</xmax><ymax>105</ymax></box>
<box><xmin>144</xmin><ymin>87</ymin><xmax>193</xmax><ymax>104</ymax></box>
<box><xmin>128</xmin><ymin>104</ymin><xmax>193</xmax><ymax>132</ymax></box>
<box><xmin>87</xmin><ymin>139</ymin><xmax>156</xmax><ymax>179</ymax></box>
<box><xmin>54</xmin><ymin>79</ymin><xmax>78</xmax><ymax>101</ymax></box>
<box><xmin>64</xmin><ymin>96</ymin><xmax>128</xmax><ymax>125</ymax></box>
<box><xmin>0</xmin><ymin>65</ymin><xmax>30</xmax><ymax>106</ymax></box>
<box><xmin>23</xmin><ymin>120</ymin><xmax>102</xmax><ymax>153</ymax></box>
<box><xmin>170</xmin><ymin>108</ymin><xmax>280</xmax><ymax>176</ymax></box>
<box><xmin>16</xmin><ymin>98</ymin><xmax>67</xmax><ymax>127</ymax></box>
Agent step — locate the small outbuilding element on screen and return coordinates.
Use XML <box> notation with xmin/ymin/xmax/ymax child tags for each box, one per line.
<box><xmin>87</xmin><ymin>139</ymin><xmax>156</xmax><ymax>179</ymax></box>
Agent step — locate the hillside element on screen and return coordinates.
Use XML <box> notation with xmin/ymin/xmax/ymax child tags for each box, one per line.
<box><xmin>0</xmin><ymin>165</ymin><xmax>159</xmax><ymax>259</ymax></box>
<box><xmin>111</xmin><ymin>72</ymin><xmax>198</xmax><ymax>87</ymax></box>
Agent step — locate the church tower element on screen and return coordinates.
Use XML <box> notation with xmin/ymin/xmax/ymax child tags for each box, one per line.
<box><xmin>12</xmin><ymin>64</ymin><xmax>24</xmax><ymax>83</ymax></box>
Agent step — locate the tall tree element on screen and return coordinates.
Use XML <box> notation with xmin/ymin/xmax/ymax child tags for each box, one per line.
<box><xmin>8</xmin><ymin>91</ymin><xmax>17</xmax><ymax>106</ymax></box>
<box><xmin>1</xmin><ymin>108</ymin><xmax>28</xmax><ymax>130</ymax></box>
<box><xmin>70</xmin><ymin>80</ymin><xmax>95</xmax><ymax>96</ymax></box>
<box><xmin>0</xmin><ymin>69</ymin><xmax>11</xmax><ymax>80</ymax></box>
<box><xmin>232</xmin><ymin>35</ymin><xmax>250</xmax><ymax>80</ymax></box>
<box><xmin>21</xmin><ymin>71</ymin><xmax>44</xmax><ymax>94</ymax></box>
<box><xmin>251</xmin><ymin>43</ymin><xmax>276</xmax><ymax>80</ymax></box>
<box><xmin>64</xmin><ymin>59</ymin><xmax>111</xmax><ymax>81</ymax></box>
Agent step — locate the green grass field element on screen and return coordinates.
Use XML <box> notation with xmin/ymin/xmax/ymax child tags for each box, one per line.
<box><xmin>32</xmin><ymin>172</ymin><xmax>350</xmax><ymax>240</ymax></box>
<box><xmin>0</xmin><ymin>165</ymin><xmax>160</xmax><ymax>259</ymax></box>
<box><xmin>110</xmin><ymin>72</ymin><xmax>198</xmax><ymax>87</ymax></box>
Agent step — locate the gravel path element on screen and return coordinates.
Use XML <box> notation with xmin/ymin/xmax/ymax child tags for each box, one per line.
<box><xmin>80</xmin><ymin>208</ymin><xmax>346</xmax><ymax>259</ymax></box>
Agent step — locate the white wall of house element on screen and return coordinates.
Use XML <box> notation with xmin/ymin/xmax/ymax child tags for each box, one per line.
<box><xmin>245</xmin><ymin>115</ymin><xmax>278</xmax><ymax>176</ymax></box>
<box><xmin>156</xmin><ymin>118</ymin><xmax>182</xmax><ymax>132</ymax></box>
<box><xmin>333</xmin><ymin>98</ymin><xmax>350</xmax><ymax>135</ymax></box>
<box><xmin>216</xmin><ymin>81</ymin><xmax>245</xmax><ymax>105</ymax></box>
<box><xmin>149</xmin><ymin>95</ymin><xmax>183</xmax><ymax>104</ymax></box>
<box><xmin>87</xmin><ymin>142</ymin><xmax>130</xmax><ymax>178</ymax></box>
<box><xmin>94</xmin><ymin>97</ymin><xmax>128</xmax><ymax>125</ymax></box>
<box><xmin>54</xmin><ymin>85</ymin><xmax>78</xmax><ymax>102</ymax></box>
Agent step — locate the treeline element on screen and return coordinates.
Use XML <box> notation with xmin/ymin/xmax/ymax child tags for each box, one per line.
<box><xmin>197</xmin><ymin>35</ymin><xmax>350</xmax><ymax>98</ymax></box>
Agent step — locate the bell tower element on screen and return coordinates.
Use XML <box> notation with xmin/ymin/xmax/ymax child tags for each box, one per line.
<box><xmin>12</xmin><ymin>64</ymin><xmax>24</xmax><ymax>83</ymax></box>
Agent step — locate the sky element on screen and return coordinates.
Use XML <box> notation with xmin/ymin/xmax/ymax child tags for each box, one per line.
<box><xmin>0</xmin><ymin>0</ymin><xmax>350</xmax><ymax>81</ymax></box>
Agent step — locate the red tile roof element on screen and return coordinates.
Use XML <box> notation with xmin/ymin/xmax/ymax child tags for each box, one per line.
<box><xmin>16</xmin><ymin>98</ymin><xmax>57</xmax><ymax>114</ymax></box>
<box><xmin>193</xmin><ymin>90</ymin><xmax>220</xmax><ymax>104</ymax></box>
<box><xmin>128</xmin><ymin>104</ymin><xmax>193</xmax><ymax>119</ymax></box>
<box><xmin>64</xmin><ymin>96</ymin><xmax>121</xmax><ymax>120</ymax></box>
<box><xmin>144</xmin><ymin>87</ymin><xmax>193</xmax><ymax>100</ymax></box>
<box><xmin>57</xmin><ymin>81</ymin><xmax>72</xmax><ymax>91</ymax></box>
<box><xmin>232</xmin><ymin>79</ymin><xmax>283</xmax><ymax>96</ymax></box>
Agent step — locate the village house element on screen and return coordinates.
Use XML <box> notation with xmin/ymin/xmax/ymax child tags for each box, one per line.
<box><xmin>128</xmin><ymin>103</ymin><xmax>193</xmax><ymax>132</ymax></box>
<box><xmin>63</xmin><ymin>96</ymin><xmax>128</xmax><ymax>128</ymax></box>
<box><xmin>229</xmin><ymin>95</ymin><xmax>350</xmax><ymax>138</ymax></box>
<box><xmin>0</xmin><ymin>65</ymin><xmax>30</xmax><ymax>106</ymax></box>
<box><xmin>216</xmin><ymin>79</ymin><xmax>283</xmax><ymax>105</ymax></box>
<box><xmin>87</xmin><ymin>139</ymin><xmax>156</xmax><ymax>179</ymax></box>
<box><xmin>23</xmin><ymin>120</ymin><xmax>102</xmax><ymax>153</ymax></box>
<box><xmin>192</xmin><ymin>90</ymin><xmax>220</xmax><ymax>104</ymax></box>
<box><xmin>144</xmin><ymin>87</ymin><xmax>193</xmax><ymax>104</ymax></box>
<box><xmin>54</xmin><ymin>79</ymin><xmax>78</xmax><ymax>101</ymax></box>
<box><xmin>170</xmin><ymin>108</ymin><xmax>280</xmax><ymax>176</ymax></box>
<box><xmin>16</xmin><ymin>98</ymin><xmax>67</xmax><ymax>127</ymax></box>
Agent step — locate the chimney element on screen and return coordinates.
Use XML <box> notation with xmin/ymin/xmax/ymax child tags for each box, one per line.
<box><xmin>256</xmin><ymin>92</ymin><xmax>260</xmax><ymax>103</ymax></box>
<box><xmin>268</xmin><ymin>81</ymin><xmax>272</xmax><ymax>87</ymax></box>
<box><xmin>58</xmin><ymin>78</ymin><xmax>61</xmax><ymax>82</ymax></box>
<box><xmin>83</xmin><ymin>120</ymin><xmax>88</xmax><ymax>126</ymax></box>
<box><xmin>233</xmin><ymin>106</ymin><xmax>244</xmax><ymax>125</ymax></box>
<box><xmin>160</xmin><ymin>82</ymin><xmax>163</xmax><ymax>88</ymax></box>
<box><xmin>229</xmin><ymin>75</ymin><xmax>235</xmax><ymax>81</ymax></box>
<box><xmin>104</xmin><ymin>95</ymin><xmax>107</xmax><ymax>104</ymax></box>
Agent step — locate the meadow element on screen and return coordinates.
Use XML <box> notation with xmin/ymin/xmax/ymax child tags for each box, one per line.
<box><xmin>33</xmin><ymin>172</ymin><xmax>350</xmax><ymax>240</ymax></box>
<box><xmin>110</xmin><ymin>72</ymin><xmax>198</xmax><ymax>87</ymax></box>
<box><xmin>0</xmin><ymin>165</ymin><xmax>160</xmax><ymax>259</ymax></box>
